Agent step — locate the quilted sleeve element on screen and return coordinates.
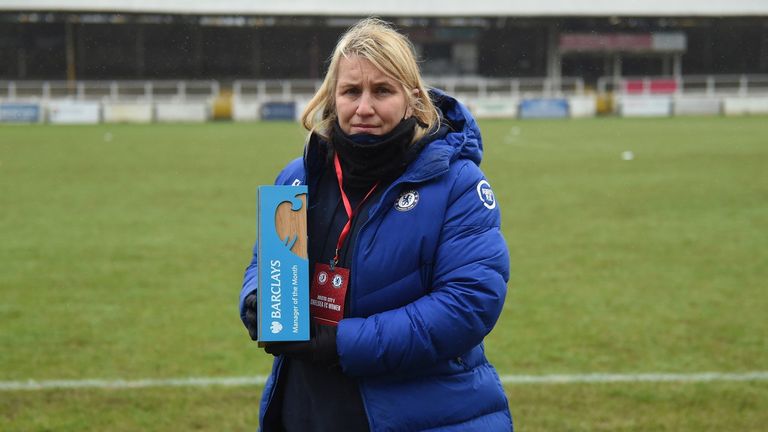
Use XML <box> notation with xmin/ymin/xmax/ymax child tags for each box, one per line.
<box><xmin>238</xmin><ymin>241</ymin><xmax>259</xmax><ymax>326</ymax></box>
<box><xmin>337</xmin><ymin>162</ymin><xmax>510</xmax><ymax>377</ymax></box>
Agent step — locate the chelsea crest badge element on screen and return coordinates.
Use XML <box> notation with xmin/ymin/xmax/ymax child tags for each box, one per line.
<box><xmin>394</xmin><ymin>190</ymin><xmax>419</xmax><ymax>211</ymax></box>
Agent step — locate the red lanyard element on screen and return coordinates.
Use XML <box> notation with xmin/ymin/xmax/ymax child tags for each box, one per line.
<box><xmin>332</xmin><ymin>153</ymin><xmax>379</xmax><ymax>269</ymax></box>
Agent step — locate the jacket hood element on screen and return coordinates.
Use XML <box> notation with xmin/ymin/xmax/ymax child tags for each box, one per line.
<box><xmin>401</xmin><ymin>88</ymin><xmax>483</xmax><ymax>182</ymax></box>
<box><xmin>430</xmin><ymin>88</ymin><xmax>483</xmax><ymax>163</ymax></box>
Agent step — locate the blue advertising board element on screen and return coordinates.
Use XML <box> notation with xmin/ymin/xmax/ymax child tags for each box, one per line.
<box><xmin>260</xmin><ymin>102</ymin><xmax>296</xmax><ymax>121</ymax></box>
<box><xmin>519</xmin><ymin>98</ymin><xmax>569</xmax><ymax>119</ymax></box>
<box><xmin>257</xmin><ymin>185</ymin><xmax>310</xmax><ymax>342</ymax></box>
<box><xmin>0</xmin><ymin>103</ymin><xmax>41</xmax><ymax>123</ymax></box>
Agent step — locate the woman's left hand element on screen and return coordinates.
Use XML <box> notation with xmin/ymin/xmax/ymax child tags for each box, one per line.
<box><xmin>264</xmin><ymin>323</ymin><xmax>339</xmax><ymax>366</ymax></box>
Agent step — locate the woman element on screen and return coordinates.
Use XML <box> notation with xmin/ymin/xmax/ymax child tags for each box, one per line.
<box><xmin>239</xmin><ymin>18</ymin><xmax>512</xmax><ymax>431</ymax></box>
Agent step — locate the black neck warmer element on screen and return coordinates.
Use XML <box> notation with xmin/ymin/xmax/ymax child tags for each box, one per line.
<box><xmin>331</xmin><ymin>117</ymin><xmax>423</xmax><ymax>190</ymax></box>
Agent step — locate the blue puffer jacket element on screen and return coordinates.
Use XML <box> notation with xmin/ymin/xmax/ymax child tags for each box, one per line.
<box><xmin>240</xmin><ymin>89</ymin><xmax>512</xmax><ymax>431</ymax></box>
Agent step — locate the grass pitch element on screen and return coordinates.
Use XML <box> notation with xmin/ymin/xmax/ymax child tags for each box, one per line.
<box><xmin>1</xmin><ymin>117</ymin><xmax>767</xmax><ymax>431</ymax></box>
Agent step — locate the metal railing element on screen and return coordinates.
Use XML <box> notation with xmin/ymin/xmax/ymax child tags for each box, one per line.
<box><xmin>3</xmin><ymin>74</ymin><xmax>768</xmax><ymax>103</ymax></box>
<box><xmin>231</xmin><ymin>76</ymin><xmax>587</xmax><ymax>100</ymax></box>
<box><xmin>427</xmin><ymin>76</ymin><xmax>585</xmax><ymax>99</ymax></box>
<box><xmin>0</xmin><ymin>76</ymin><xmax>587</xmax><ymax>102</ymax></box>
<box><xmin>233</xmin><ymin>79</ymin><xmax>320</xmax><ymax>100</ymax></box>
<box><xmin>596</xmin><ymin>74</ymin><xmax>768</xmax><ymax>96</ymax></box>
<box><xmin>0</xmin><ymin>80</ymin><xmax>220</xmax><ymax>102</ymax></box>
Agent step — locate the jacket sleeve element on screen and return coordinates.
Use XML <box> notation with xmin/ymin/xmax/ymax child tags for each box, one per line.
<box><xmin>336</xmin><ymin>162</ymin><xmax>510</xmax><ymax>377</ymax></box>
<box><xmin>239</xmin><ymin>241</ymin><xmax>259</xmax><ymax>326</ymax></box>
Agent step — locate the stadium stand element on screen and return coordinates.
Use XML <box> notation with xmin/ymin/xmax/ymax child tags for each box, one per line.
<box><xmin>1</xmin><ymin>1</ymin><xmax>767</xmax><ymax>121</ymax></box>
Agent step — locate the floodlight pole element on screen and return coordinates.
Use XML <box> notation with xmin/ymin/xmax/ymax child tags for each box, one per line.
<box><xmin>546</xmin><ymin>23</ymin><xmax>562</xmax><ymax>94</ymax></box>
<box><xmin>136</xmin><ymin>25</ymin><xmax>146</xmax><ymax>78</ymax></box>
<box><xmin>612</xmin><ymin>54</ymin><xmax>623</xmax><ymax>90</ymax></box>
<box><xmin>65</xmin><ymin>19</ymin><xmax>77</xmax><ymax>86</ymax></box>
<box><xmin>672</xmin><ymin>53</ymin><xmax>682</xmax><ymax>79</ymax></box>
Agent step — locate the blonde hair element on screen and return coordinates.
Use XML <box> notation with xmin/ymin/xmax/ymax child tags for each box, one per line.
<box><xmin>300</xmin><ymin>18</ymin><xmax>439</xmax><ymax>143</ymax></box>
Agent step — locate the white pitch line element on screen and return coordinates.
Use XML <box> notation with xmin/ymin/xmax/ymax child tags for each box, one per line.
<box><xmin>1</xmin><ymin>372</ymin><xmax>767</xmax><ymax>391</ymax></box>
<box><xmin>0</xmin><ymin>376</ymin><xmax>268</xmax><ymax>391</ymax></box>
<box><xmin>498</xmin><ymin>371</ymin><xmax>768</xmax><ymax>384</ymax></box>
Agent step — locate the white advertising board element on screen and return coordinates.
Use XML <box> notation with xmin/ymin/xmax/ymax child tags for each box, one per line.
<box><xmin>155</xmin><ymin>103</ymin><xmax>208</xmax><ymax>123</ymax></box>
<box><xmin>723</xmin><ymin>97</ymin><xmax>768</xmax><ymax>116</ymax></box>
<box><xmin>568</xmin><ymin>95</ymin><xmax>597</xmax><ymax>118</ymax></box>
<box><xmin>103</xmin><ymin>103</ymin><xmax>153</xmax><ymax>123</ymax></box>
<box><xmin>294</xmin><ymin>98</ymin><xmax>311</xmax><ymax>122</ymax></box>
<box><xmin>468</xmin><ymin>98</ymin><xmax>519</xmax><ymax>119</ymax></box>
<box><xmin>48</xmin><ymin>101</ymin><xmax>101</xmax><ymax>124</ymax></box>
<box><xmin>232</xmin><ymin>100</ymin><xmax>260</xmax><ymax>122</ymax></box>
<box><xmin>618</xmin><ymin>96</ymin><xmax>672</xmax><ymax>117</ymax></box>
<box><xmin>672</xmin><ymin>97</ymin><xmax>721</xmax><ymax>116</ymax></box>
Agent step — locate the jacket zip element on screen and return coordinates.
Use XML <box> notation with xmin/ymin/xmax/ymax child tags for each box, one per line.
<box><xmin>348</xmin><ymin>166</ymin><xmax>449</xmax><ymax>317</ymax></box>
<box><xmin>349</xmin><ymin>167</ymin><xmax>450</xmax><ymax>432</ymax></box>
<box><xmin>296</xmin><ymin>137</ymin><xmax>455</xmax><ymax>430</ymax></box>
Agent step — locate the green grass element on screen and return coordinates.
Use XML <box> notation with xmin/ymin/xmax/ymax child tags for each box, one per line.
<box><xmin>1</xmin><ymin>118</ymin><xmax>767</xmax><ymax>431</ymax></box>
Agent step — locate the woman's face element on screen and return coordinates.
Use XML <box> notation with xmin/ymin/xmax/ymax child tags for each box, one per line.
<box><xmin>335</xmin><ymin>55</ymin><xmax>411</xmax><ymax>136</ymax></box>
